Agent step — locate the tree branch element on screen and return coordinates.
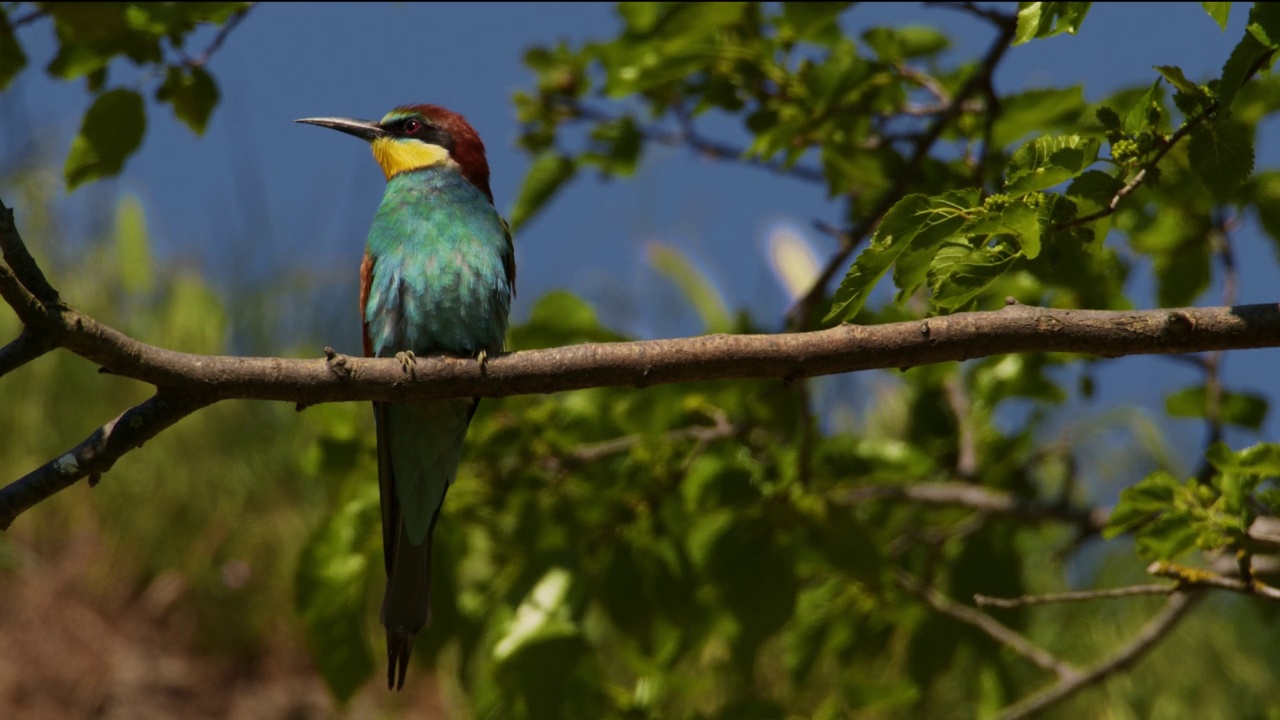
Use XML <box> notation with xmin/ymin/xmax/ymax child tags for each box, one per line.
<box><xmin>6</xmin><ymin>191</ymin><xmax>1280</xmax><ymax>528</ymax></box>
<box><xmin>786</xmin><ymin>15</ymin><xmax>1018</xmax><ymax>329</ymax></box>
<box><xmin>0</xmin><ymin>328</ymin><xmax>55</xmax><ymax>377</ymax></box>
<box><xmin>1</xmin><ymin>391</ymin><xmax>213</xmax><ymax>529</ymax></box>
<box><xmin>1147</xmin><ymin>561</ymin><xmax>1280</xmax><ymax>601</ymax></box>
<box><xmin>974</xmin><ymin>584</ymin><xmax>1174</xmax><ymax>608</ymax></box>
<box><xmin>838</xmin><ymin>481</ymin><xmax>1108</xmax><ymax>534</ymax></box>
<box><xmin>180</xmin><ymin>3</ymin><xmax>256</xmax><ymax>68</ymax></box>
<box><xmin>897</xmin><ymin>572</ymin><xmax>1079</xmax><ymax>680</ymax></box>
<box><xmin>997</xmin><ymin>590</ymin><xmax>1202</xmax><ymax>720</ymax></box>
<box><xmin>15</xmin><ymin>297</ymin><xmax>1280</xmax><ymax>406</ymax></box>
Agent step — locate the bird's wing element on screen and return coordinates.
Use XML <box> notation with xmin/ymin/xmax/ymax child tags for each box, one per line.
<box><xmin>500</xmin><ymin>217</ymin><xmax>516</xmax><ymax>300</ymax></box>
<box><xmin>360</xmin><ymin>252</ymin><xmax>376</xmax><ymax>358</ymax></box>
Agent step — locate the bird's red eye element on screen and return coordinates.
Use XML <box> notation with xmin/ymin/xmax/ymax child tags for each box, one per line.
<box><xmin>403</xmin><ymin>119</ymin><xmax>422</xmax><ymax>134</ymax></box>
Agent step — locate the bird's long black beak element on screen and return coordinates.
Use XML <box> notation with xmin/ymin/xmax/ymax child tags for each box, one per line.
<box><xmin>295</xmin><ymin>116</ymin><xmax>387</xmax><ymax>142</ymax></box>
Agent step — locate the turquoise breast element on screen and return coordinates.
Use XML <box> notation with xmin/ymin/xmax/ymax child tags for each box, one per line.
<box><xmin>363</xmin><ymin>166</ymin><xmax>511</xmax><ymax>357</ymax></box>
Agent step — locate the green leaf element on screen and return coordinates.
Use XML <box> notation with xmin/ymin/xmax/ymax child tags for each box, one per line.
<box><xmin>990</xmin><ymin>86</ymin><xmax>1086</xmax><ymax>148</ymax></box>
<box><xmin>1166</xmin><ymin>385</ymin><xmax>1269</xmax><ymax>430</ymax></box>
<box><xmin>1004</xmin><ymin>135</ymin><xmax>1100</xmax><ymax>195</ymax></box>
<box><xmin>493</xmin><ymin>567</ymin><xmax>579</xmax><ymax>662</ymax></box>
<box><xmin>688</xmin><ymin>512</ymin><xmax>797</xmax><ymax>667</ymax></box>
<box><xmin>647</xmin><ymin>242</ymin><xmax>732</xmax><ymax>333</ymax></box>
<box><xmin>927</xmin><ymin>242</ymin><xmax>1018</xmax><ymax>310</ymax></box>
<box><xmin>1094</xmin><ymin>105</ymin><xmax>1121</xmax><ymax>132</ymax></box>
<box><xmin>862</xmin><ymin>26</ymin><xmax>949</xmax><ymax>61</ymax></box>
<box><xmin>1014</xmin><ymin>2</ymin><xmax>1093</xmax><ymax>45</ymax></box>
<box><xmin>1202</xmin><ymin>2</ymin><xmax>1230</xmax><ymax>31</ymax></box>
<box><xmin>1205</xmin><ymin>442</ymin><xmax>1280</xmax><ymax>476</ymax></box>
<box><xmin>1218</xmin><ymin>16</ymin><xmax>1276</xmax><ymax>113</ymax></box>
<box><xmin>1188</xmin><ymin>120</ymin><xmax>1254</xmax><ymax>197</ymax></box>
<box><xmin>826</xmin><ymin>194</ymin><xmax>970</xmax><ymax>322</ymax></box>
<box><xmin>1002</xmin><ymin>201</ymin><xmax>1042</xmax><ymax>258</ymax></box>
<box><xmin>1154</xmin><ymin>65</ymin><xmax>1200</xmax><ymax>95</ymax></box>
<box><xmin>294</xmin><ymin>492</ymin><xmax>378</xmax><ymax>702</ymax></box>
<box><xmin>1136</xmin><ymin>511</ymin><xmax>1201</xmax><ymax>560</ymax></box>
<box><xmin>1104</xmin><ymin>470</ymin><xmax>1179</xmax><ymax>538</ymax></box>
<box><xmin>583</xmin><ymin>116</ymin><xmax>643</xmax><ymax>176</ymax></box>
<box><xmin>618</xmin><ymin>1</ymin><xmax>662</xmax><ymax>33</ymax></box>
<box><xmin>113</xmin><ymin>194</ymin><xmax>154</xmax><ymax>294</ymax></box>
<box><xmin>1250</xmin><ymin>2</ymin><xmax>1280</xmax><ymax>45</ymax></box>
<box><xmin>0</xmin><ymin>10</ymin><xmax>27</xmax><ymax>91</ymax></box>
<box><xmin>780</xmin><ymin>2</ymin><xmax>853</xmax><ymax>45</ymax></box>
<box><xmin>1153</xmin><ymin>240</ymin><xmax>1210</xmax><ymax>307</ymax></box>
<box><xmin>1066</xmin><ymin>169</ymin><xmax>1123</xmax><ymax>207</ymax></box>
<box><xmin>64</xmin><ymin>88</ymin><xmax>147</xmax><ymax>189</ymax></box>
<box><xmin>1250</xmin><ymin>170</ymin><xmax>1280</xmax><ymax>261</ymax></box>
<box><xmin>508</xmin><ymin>291</ymin><xmax>625</xmax><ymax>349</ymax></box>
<box><xmin>156</xmin><ymin>65</ymin><xmax>219</xmax><ymax>134</ymax></box>
<box><xmin>1123</xmin><ymin>78</ymin><xmax>1163</xmax><ymax>134</ymax></box>
<box><xmin>509</xmin><ymin>151</ymin><xmax>576</xmax><ymax>232</ymax></box>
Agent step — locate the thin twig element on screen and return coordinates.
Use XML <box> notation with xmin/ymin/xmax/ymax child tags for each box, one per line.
<box><xmin>9</xmin><ymin>8</ymin><xmax>47</xmax><ymax>28</ymax></box>
<box><xmin>838</xmin><ymin>481</ymin><xmax>1108</xmax><ymax>535</ymax></box>
<box><xmin>0</xmin><ymin>202</ymin><xmax>61</xmax><ymax>306</ymax></box>
<box><xmin>571</xmin><ymin>410</ymin><xmax>735</xmax><ymax>463</ymax></box>
<box><xmin>785</xmin><ymin>16</ymin><xmax>1018</xmax><ymax>329</ymax></box>
<box><xmin>943</xmin><ymin>377</ymin><xmax>977</xmax><ymax>479</ymax></box>
<box><xmin>0</xmin><ymin>391</ymin><xmax>214</xmax><ymax>529</ymax></box>
<box><xmin>1197</xmin><ymin>217</ymin><xmax>1238</xmax><ymax>482</ymax></box>
<box><xmin>997</xmin><ymin>591</ymin><xmax>1202</xmax><ymax>720</ymax></box>
<box><xmin>897</xmin><ymin>571</ymin><xmax>1079</xmax><ymax>680</ymax></box>
<box><xmin>896</xmin><ymin>63</ymin><xmax>951</xmax><ymax>104</ymax></box>
<box><xmin>975</xmin><ymin>584</ymin><xmax>1174</xmax><ymax>608</ymax></box>
<box><xmin>1147</xmin><ymin>561</ymin><xmax>1280</xmax><ymax>601</ymax></box>
<box><xmin>1058</xmin><ymin>50</ymin><xmax>1276</xmax><ymax>231</ymax></box>
<box><xmin>182</xmin><ymin>3</ymin><xmax>256</xmax><ymax>68</ymax></box>
<box><xmin>562</xmin><ymin>102</ymin><xmax>827</xmax><ymax>183</ymax></box>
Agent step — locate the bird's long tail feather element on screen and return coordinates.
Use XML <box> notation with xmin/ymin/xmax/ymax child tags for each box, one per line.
<box><xmin>382</xmin><ymin>513</ymin><xmax>434</xmax><ymax>690</ymax></box>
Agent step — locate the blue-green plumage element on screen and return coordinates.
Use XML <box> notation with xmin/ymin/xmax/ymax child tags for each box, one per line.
<box><xmin>365</xmin><ymin>169</ymin><xmax>511</xmax><ymax>359</ymax></box>
<box><xmin>297</xmin><ymin>104</ymin><xmax>513</xmax><ymax>690</ymax></box>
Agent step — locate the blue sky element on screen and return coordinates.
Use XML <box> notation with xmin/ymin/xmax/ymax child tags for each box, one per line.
<box><xmin>4</xmin><ymin>2</ymin><xmax>1279</xmax><ymax>459</ymax></box>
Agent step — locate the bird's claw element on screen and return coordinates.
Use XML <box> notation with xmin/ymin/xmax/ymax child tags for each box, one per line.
<box><xmin>476</xmin><ymin>349</ymin><xmax>489</xmax><ymax>374</ymax></box>
<box><xmin>395</xmin><ymin>350</ymin><xmax>417</xmax><ymax>376</ymax></box>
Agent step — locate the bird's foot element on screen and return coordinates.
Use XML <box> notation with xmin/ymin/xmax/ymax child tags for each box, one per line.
<box><xmin>476</xmin><ymin>349</ymin><xmax>488</xmax><ymax>375</ymax></box>
<box><xmin>395</xmin><ymin>350</ymin><xmax>417</xmax><ymax>376</ymax></box>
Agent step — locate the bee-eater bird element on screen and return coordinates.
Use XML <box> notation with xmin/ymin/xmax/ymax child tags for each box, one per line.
<box><xmin>297</xmin><ymin>105</ymin><xmax>514</xmax><ymax>690</ymax></box>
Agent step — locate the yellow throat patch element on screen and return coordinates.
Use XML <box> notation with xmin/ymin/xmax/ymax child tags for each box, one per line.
<box><xmin>371</xmin><ymin>137</ymin><xmax>451</xmax><ymax>180</ymax></box>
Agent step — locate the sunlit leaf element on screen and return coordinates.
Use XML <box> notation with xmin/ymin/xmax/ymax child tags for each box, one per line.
<box><xmin>1205</xmin><ymin>442</ymin><xmax>1280</xmax><ymax>476</ymax></box>
<box><xmin>156</xmin><ymin>65</ymin><xmax>219</xmax><ymax>134</ymax></box>
<box><xmin>1202</xmin><ymin>2</ymin><xmax>1230</xmax><ymax>31</ymax></box>
<box><xmin>509</xmin><ymin>150</ymin><xmax>575</xmax><ymax>232</ymax></box>
<box><xmin>65</xmin><ymin>88</ymin><xmax>147</xmax><ymax>189</ymax></box>
<box><xmin>1004</xmin><ymin>135</ymin><xmax>1100</xmax><ymax>195</ymax></box>
<box><xmin>647</xmin><ymin>242</ymin><xmax>732</xmax><ymax>333</ymax></box>
<box><xmin>1166</xmin><ymin>385</ymin><xmax>1269</xmax><ymax>430</ymax></box>
<box><xmin>1014</xmin><ymin>2</ymin><xmax>1093</xmax><ymax>45</ymax></box>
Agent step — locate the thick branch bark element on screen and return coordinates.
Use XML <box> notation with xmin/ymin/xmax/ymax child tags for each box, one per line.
<box><xmin>16</xmin><ymin>297</ymin><xmax>1280</xmax><ymax>404</ymax></box>
<box><xmin>5</xmin><ymin>192</ymin><xmax>1280</xmax><ymax>529</ymax></box>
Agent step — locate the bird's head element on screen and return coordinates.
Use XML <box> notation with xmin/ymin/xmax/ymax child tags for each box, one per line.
<box><xmin>296</xmin><ymin>104</ymin><xmax>493</xmax><ymax>202</ymax></box>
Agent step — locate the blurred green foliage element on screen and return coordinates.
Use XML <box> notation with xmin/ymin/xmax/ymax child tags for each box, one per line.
<box><xmin>1</xmin><ymin>2</ymin><xmax>246</xmax><ymax>188</ymax></box>
<box><xmin>6</xmin><ymin>2</ymin><xmax>1280</xmax><ymax>718</ymax></box>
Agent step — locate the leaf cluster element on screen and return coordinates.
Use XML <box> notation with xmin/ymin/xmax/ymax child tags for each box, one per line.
<box><xmin>1</xmin><ymin>2</ymin><xmax>246</xmax><ymax>187</ymax></box>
